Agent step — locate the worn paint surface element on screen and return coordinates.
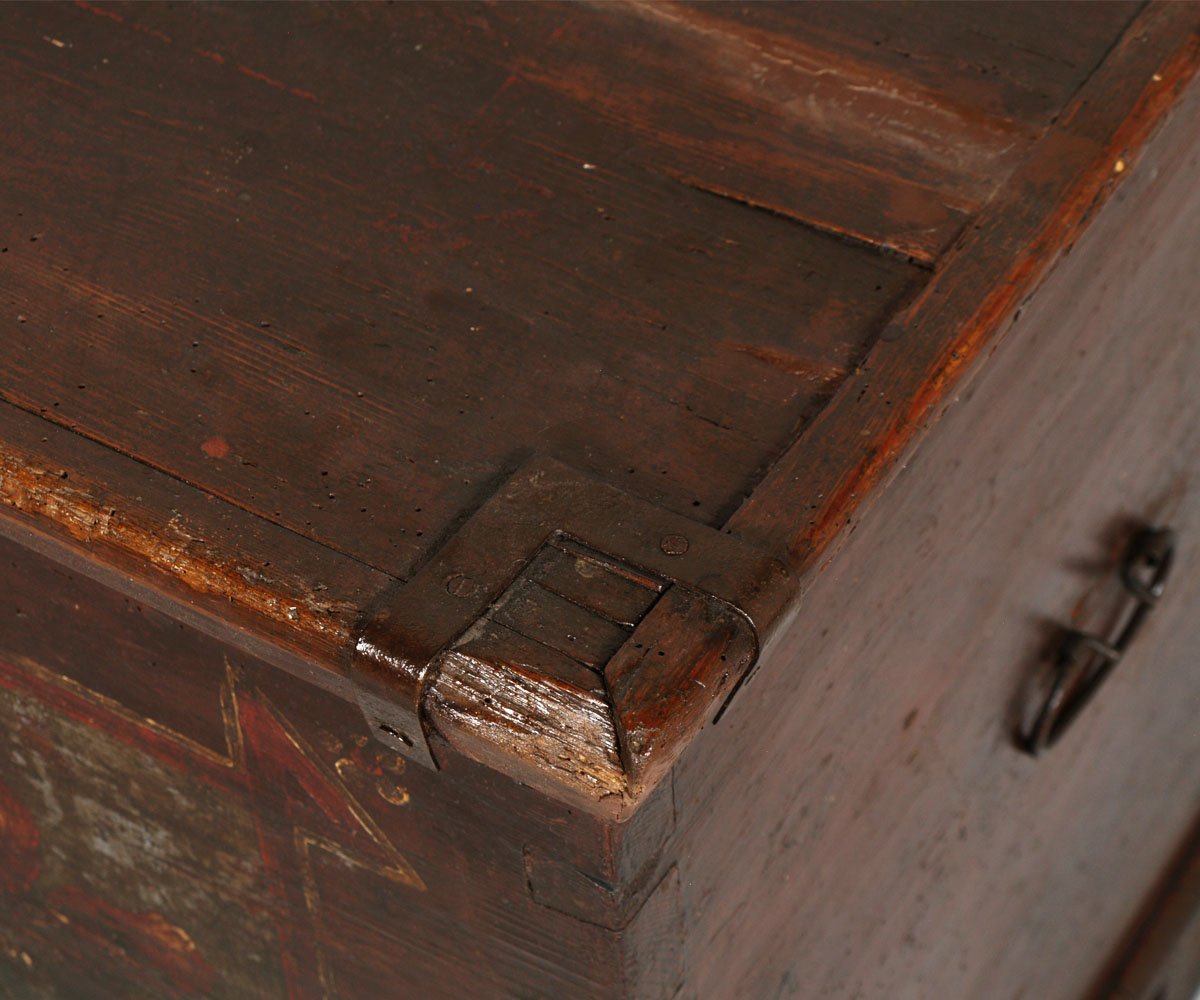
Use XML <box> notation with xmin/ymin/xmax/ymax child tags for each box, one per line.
<box><xmin>0</xmin><ymin>531</ymin><xmax>672</xmax><ymax>999</ymax></box>
<box><xmin>2</xmin><ymin>2</ymin><xmax>1198</xmax><ymax>998</ymax></box>
<box><xmin>0</xmin><ymin>671</ymin><xmax>279</xmax><ymax>997</ymax></box>
<box><xmin>0</xmin><ymin>644</ymin><xmax>449</xmax><ymax>998</ymax></box>
<box><xmin>0</xmin><ymin>0</ymin><xmax>1139</xmax><ymax>591</ymax></box>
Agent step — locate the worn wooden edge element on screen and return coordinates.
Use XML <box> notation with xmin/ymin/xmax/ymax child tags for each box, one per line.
<box><xmin>639</xmin><ymin>0</ymin><xmax>1200</xmax><ymax>802</ymax></box>
<box><xmin>727</xmin><ymin>1</ymin><xmax>1200</xmax><ymax>570</ymax></box>
<box><xmin>352</xmin><ymin>454</ymin><xmax>788</xmax><ymax>820</ymax></box>
<box><xmin>1</xmin><ymin>3</ymin><xmax>1198</xmax><ymax>824</ymax></box>
<box><xmin>0</xmin><ymin>400</ymin><xmax>389</xmax><ymax>696</ymax></box>
<box><xmin>421</xmin><ymin>581</ymin><xmax>760</xmax><ymax>820</ymax></box>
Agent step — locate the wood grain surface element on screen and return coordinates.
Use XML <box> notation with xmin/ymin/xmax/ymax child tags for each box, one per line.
<box><xmin>1</xmin><ymin>0</ymin><xmax>921</xmax><ymax>586</ymax></box>
<box><xmin>0</xmin><ymin>0</ymin><xmax>1139</xmax><ymax>593</ymax></box>
<box><xmin>0</xmin><ymin>0</ymin><xmax>1187</xmax><ymax>807</ymax></box>
<box><xmin>674</xmin><ymin>66</ymin><xmax>1200</xmax><ymax>1000</ymax></box>
<box><xmin>3</xmin><ymin>2</ymin><xmax>1200</xmax><ymax>997</ymax></box>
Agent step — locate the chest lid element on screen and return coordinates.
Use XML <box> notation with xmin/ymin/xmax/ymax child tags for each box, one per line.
<box><xmin>1</xmin><ymin>1</ymin><xmax>1196</xmax><ymax>816</ymax></box>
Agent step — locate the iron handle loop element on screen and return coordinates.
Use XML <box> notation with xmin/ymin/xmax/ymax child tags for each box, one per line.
<box><xmin>1022</xmin><ymin>526</ymin><xmax>1177</xmax><ymax>756</ymax></box>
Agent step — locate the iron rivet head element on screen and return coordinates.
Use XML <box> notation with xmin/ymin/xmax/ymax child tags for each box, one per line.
<box><xmin>660</xmin><ymin>533</ymin><xmax>689</xmax><ymax>556</ymax></box>
<box><xmin>445</xmin><ymin>573</ymin><xmax>478</xmax><ymax>598</ymax></box>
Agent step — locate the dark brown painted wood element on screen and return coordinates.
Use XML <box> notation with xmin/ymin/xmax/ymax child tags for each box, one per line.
<box><xmin>0</xmin><ymin>0</ymin><xmax>923</xmax><ymax>584</ymax></box>
<box><xmin>1</xmin><ymin>2</ymin><xmax>1198</xmax><ymax>998</ymax></box>
<box><xmin>673</xmin><ymin>65</ymin><xmax>1200</xmax><ymax>999</ymax></box>
<box><xmin>0</xmin><ymin>400</ymin><xmax>390</xmax><ymax>684</ymax></box>
<box><xmin>726</xmin><ymin>0</ymin><xmax>1200</xmax><ymax>569</ymax></box>
<box><xmin>612</xmin><ymin>0</ymin><xmax>1141</xmax><ymax>259</ymax></box>
<box><xmin>0</xmin><ymin>531</ymin><xmax>682</xmax><ymax>999</ymax></box>
<box><xmin>1090</xmin><ymin>816</ymin><xmax>1200</xmax><ymax>1000</ymax></box>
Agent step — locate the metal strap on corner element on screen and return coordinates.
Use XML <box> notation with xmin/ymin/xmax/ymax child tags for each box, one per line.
<box><xmin>350</xmin><ymin>455</ymin><xmax>792</xmax><ymax>768</ymax></box>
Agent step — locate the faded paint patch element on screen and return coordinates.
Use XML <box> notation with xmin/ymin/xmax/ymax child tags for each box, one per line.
<box><xmin>0</xmin><ymin>779</ymin><xmax>40</xmax><ymax>895</ymax></box>
<box><xmin>200</xmin><ymin>436</ymin><xmax>231</xmax><ymax>460</ymax></box>
<box><xmin>0</xmin><ymin>684</ymin><xmax>283</xmax><ymax>997</ymax></box>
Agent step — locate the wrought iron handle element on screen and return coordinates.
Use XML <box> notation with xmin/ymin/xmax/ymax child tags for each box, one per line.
<box><xmin>1021</xmin><ymin>525</ymin><xmax>1177</xmax><ymax>756</ymax></box>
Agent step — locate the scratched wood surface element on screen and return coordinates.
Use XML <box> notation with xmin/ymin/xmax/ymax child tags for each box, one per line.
<box><xmin>673</xmin><ymin>62</ymin><xmax>1200</xmax><ymax>1000</ymax></box>
<box><xmin>2</xmin><ymin>2</ymin><xmax>1199</xmax><ymax>998</ymax></box>
<box><xmin>0</xmin><ymin>0</ymin><xmax>1135</xmax><ymax>589</ymax></box>
<box><xmin>0</xmin><ymin>531</ymin><xmax>679</xmax><ymax>999</ymax></box>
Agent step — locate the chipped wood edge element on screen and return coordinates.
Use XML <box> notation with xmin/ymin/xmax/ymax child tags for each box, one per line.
<box><xmin>0</xmin><ymin>406</ymin><xmax>392</xmax><ymax>696</ymax></box>
<box><xmin>351</xmin><ymin>455</ymin><xmax>784</xmax><ymax>820</ymax></box>
<box><xmin>0</xmin><ymin>443</ymin><xmax>346</xmax><ymax>644</ymax></box>
<box><xmin>0</xmin><ymin>5</ymin><xmax>1196</xmax><ymax>824</ymax></box>
<box><xmin>431</xmin><ymin>651</ymin><xmax>628</xmax><ymax>802</ymax></box>
<box><xmin>728</xmin><ymin>2</ymin><xmax>1200</xmax><ymax>568</ymax></box>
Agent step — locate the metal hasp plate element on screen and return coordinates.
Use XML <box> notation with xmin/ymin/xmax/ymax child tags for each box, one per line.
<box><xmin>351</xmin><ymin>455</ymin><xmax>790</xmax><ymax>792</ymax></box>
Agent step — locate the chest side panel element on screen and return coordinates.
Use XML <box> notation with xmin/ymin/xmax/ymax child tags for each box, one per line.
<box><xmin>671</xmin><ymin>77</ymin><xmax>1200</xmax><ymax>1000</ymax></box>
<box><xmin>0</xmin><ymin>533</ymin><xmax>667</xmax><ymax>1000</ymax></box>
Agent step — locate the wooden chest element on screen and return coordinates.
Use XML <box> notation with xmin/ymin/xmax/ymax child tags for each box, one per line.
<box><xmin>2</xmin><ymin>3</ymin><xmax>1199</xmax><ymax>998</ymax></box>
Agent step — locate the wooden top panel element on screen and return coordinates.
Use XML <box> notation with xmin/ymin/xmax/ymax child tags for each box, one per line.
<box><xmin>0</xmin><ymin>0</ymin><xmax>1137</xmax><ymax>581</ymax></box>
<box><xmin>513</xmin><ymin>0</ymin><xmax>1139</xmax><ymax>259</ymax></box>
<box><xmin>1</xmin><ymin>0</ymin><xmax>1188</xmax><ymax>813</ymax></box>
<box><xmin>1</xmin><ymin>0</ymin><xmax>931</xmax><ymax>583</ymax></box>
